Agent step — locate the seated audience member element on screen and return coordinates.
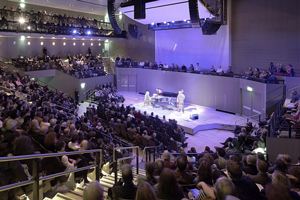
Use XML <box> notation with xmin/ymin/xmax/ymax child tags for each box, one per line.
<box><xmin>286</xmin><ymin>64</ymin><xmax>295</xmax><ymax>77</ymax></box>
<box><xmin>253</xmin><ymin>68</ymin><xmax>260</xmax><ymax>77</ymax></box>
<box><xmin>173</xmin><ymin>157</ymin><xmax>194</xmax><ymax>184</ymax></box>
<box><xmin>216</xmin><ymin>66</ymin><xmax>223</xmax><ymax>73</ymax></box>
<box><xmin>268</xmin><ymin>62</ymin><xmax>277</xmax><ymax>73</ymax></box>
<box><xmin>226</xmin><ymin>66</ymin><xmax>233</xmax><ymax>73</ymax></box>
<box><xmin>163</xmin><ymin>150</ymin><xmax>176</xmax><ymax>170</ymax></box>
<box><xmin>153</xmin><ymin>159</ymin><xmax>164</xmax><ymax>176</ymax></box>
<box><xmin>226</xmin><ymin>160</ymin><xmax>263</xmax><ymax>200</ymax></box>
<box><xmin>259</xmin><ymin>70</ymin><xmax>269</xmax><ymax>79</ymax></box>
<box><xmin>83</xmin><ymin>181</ymin><xmax>104</xmax><ymax>200</ymax></box>
<box><xmin>270</xmin><ymin>170</ymin><xmax>300</xmax><ymax>199</ymax></box>
<box><xmin>214</xmin><ymin>148</ymin><xmax>227</xmax><ymax>170</ymax></box>
<box><xmin>137</xmin><ymin>162</ymin><xmax>157</xmax><ymax>186</ymax></box>
<box><xmin>245</xmin><ymin>67</ymin><xmax>253</xmax><ymax>77</ymax></box>
<box><xmin>181</xmin><ymin>64</ymin><xmax>187</xmax><ymax>72</ymax></box>
<box><xmin>111</xmin><ymin>164</ymin><xmax>137</xmax><ymax>200</ymax></box>
<box><xmin>242</xmin><ymin>155</ymin><xmax>258</xmax><ymax>175</ymax></box>
<box><xmin>249</xmin><ymin>159</ymin><xmax>271</xmax><ymax>187</ymax></box>
<box><xmin>290</xmin><ymin>90</ymin><xmax>300</xmax><ymax>103</ymax></box>
<box><xmin>188</xmin><ymin>64</ymin><xmax>194</xmax><ymax>72</ymax></box>
<box><xmin>135</xmin><ymin>181</ymin><xmax>158</xmax><ymax>200</ymax></box>
<box><xmin>209</xmin><ymin>65</ymin><xmax>216</xmax><ymax>72</ymax></box>
<box><xmin>265</xmin><ymin>182</ymin><xmax>293</xmax><ymax>200</ymax></box>
<box><xmin>154</xmin><ymin>168</ymin><xmax>186</xmax><ymax>200</ymax></box>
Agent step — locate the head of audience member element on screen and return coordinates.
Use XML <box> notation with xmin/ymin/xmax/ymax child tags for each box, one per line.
<box><xmin>155</xmin><ymin>160</ymin><xmax>164</xmax><ymax>175</ymax></box>
<box><xmin>217</xmin><ymin>148</ymin><xmax>226</xmax><ymax>158</ymax></box>
<box><xmin>63</xmin><ymin>128</ymin><xmax>70</xmax><ymax>136</ymax></box>
<box><xmin>156</xmin><ymin>168</ymin><xmax>181</xmax><ymax>197</ymax></box>
<box><xmin>214</xmin><ymin>177</ymin><xmax>238</xmax><ymax>200</ymax></box>
<box><xmin>197</xmin><ymin>159</ymin><xmax>213</xmax><ymax>185</ymax></box>
<box><xmin>226</xmin><ymin>160</ymin><xmax>243</xmax><ymax>181</ymax></box>
<box><xmin>257</xmin><ymin>152</ymin><xmax>265</xmax><ymax>161</ymax></box>
<box><xmin>212</xmin><ymin>170</ymin><xmax>227</xmax><ymax>185</ymax></box>
<box><xmin>265</xmin><ymin>182</ymin><xmax>292</xmax><ymax>200</ymax></box>
<box><xmin>56</xmin><ymin>140</ymin><xmax>66</xmax><ymax>152</ymax></box>
<box><xmin>163</xmin><ymin>150</ymin><xmax>170</xmax><ymax>161</ymax></box>
<box><xmin>257</xmin><ymin>159</ymin><xmax>268</xmax><ymax>174</ymax></box>
<box><xmin>247</xmin><ymin>155</ymin><xmax>256</xmax><ymax>166</ymax></box>
<box><xmin>272</xmin><ymin>170</ymin><xmax>291</xmax><ymax>190</ymax></box>
<box><xmin>277</xmin><ymin>154</ymin><xmax>292</xmax><ymax>165</ymax></box>
<box><xmin>39</xmin><ymin>125</ymin><xmax>48</xmax><ymax>135</ymax></box>
<box><xmin>83</xmin><ymin>181</ymin><xmax>104</xmax><ymax>200</ymax></box>
<box><xmin>14</xmin><ymin>135</ymin><xmax>35</xmax><ymax>155</ymax></box>
<box><xmin>176</xmin><ymin>156</ymin><xmax>187</xmax><ymax>172</ymax></box>
<box><xmin>44</xmin><ymin>132</ymin><xmax>57</xmax><ymax>151</ymax></box>
<box><xmin>135</xmin><ymin>181</ymin><xmax>157</xmax><ymax>200</ymax></box>
<box><xmin>274</xmin><ymin>159</ymin><xmax>288</xmax><ymax>174</ymax></box>
<box><xmin>6</xmin><ymin>119</ymin><xmax>17</xmax><ymax>132</ymax></box>
<box><xmin>122</xmin><ymin>164</ymin><xmax>133</xmax><ymax>184</ymax></box>
<box><xmin>50</xmin><ymin>119</ymin><xmax>56</xmax><ymax>127</ymax></box>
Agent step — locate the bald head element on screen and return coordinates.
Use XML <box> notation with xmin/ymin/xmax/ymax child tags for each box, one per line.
<box><xmin>83</xmin><ymin>181</ymin><xmax>103</xmax><ymax>200</ymax></box>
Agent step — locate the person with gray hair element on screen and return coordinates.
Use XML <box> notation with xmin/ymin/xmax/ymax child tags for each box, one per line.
<box><xmin>215</xmin><ymin>177</ymin><xmax>238</xmax><ymax>200</ymax></box>
<box><xmin>83</xmin><ymin>181</ymin><xmax>104</xmax><ymax>200</ymax></box>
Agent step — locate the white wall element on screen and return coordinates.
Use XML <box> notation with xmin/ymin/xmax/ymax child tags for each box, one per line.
<box><xmin>155</xmin><ymin>24</ymin><xmax>230</xmax><ymax>70</ymax></box>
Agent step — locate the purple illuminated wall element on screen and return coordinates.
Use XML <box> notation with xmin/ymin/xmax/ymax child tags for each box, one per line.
<box><xmin>155</xmin><ymin>25</ymin><xmax>230</xmax><ymax>70</ymax></box>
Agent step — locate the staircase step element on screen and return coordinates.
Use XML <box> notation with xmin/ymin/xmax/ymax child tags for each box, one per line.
<box><xmin>52</xmin><ymin>193</ymin><xmax>78</xmax><ymax>200</ymax></box>
<box><xmin>62</xmin><ymin>190</ymin><xmax>83</xmax><ymax>200</ymax></box>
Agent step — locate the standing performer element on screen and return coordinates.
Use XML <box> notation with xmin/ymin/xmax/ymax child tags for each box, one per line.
<box><xmin>177</xmin><ymin>91</ymin><xmax>185</xmax><ymax>113</ymax></box>
<box><xmin>144</xmin><ymin>91</ymin><xmax>151</xmax><ymax>106</ymax></box>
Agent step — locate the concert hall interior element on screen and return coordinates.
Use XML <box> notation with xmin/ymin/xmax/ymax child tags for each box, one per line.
<box><xmin>0</xmin><ymin>0</ymin><xmax>300</xmax><ymax>200</ymax></box>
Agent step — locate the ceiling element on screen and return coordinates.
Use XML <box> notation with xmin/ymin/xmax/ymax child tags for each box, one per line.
<box><xmin>8</xmin><ymin>0</ymin><xmax>125</xmax><ymax>16</ymax></box>
<box><xmin>119</xmin><ymin>0</ymin><xmax>213</xmax><ymax>24</ymax></box>
<box><xmin>8</xmin><ymin>0</ymin><xmax>213</xmax><ymax>24</ymax></box>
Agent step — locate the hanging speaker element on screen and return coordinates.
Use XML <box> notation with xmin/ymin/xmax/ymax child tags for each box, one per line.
<box><xmin>188</xmin><ymin>0</ymin><xmax>201</xmax><ymax>28</ymax></box>
<box><xmin>201</xmin><ymin>20</ymin><xmax>221</xmax><ymax>35</ymax></box>
<box><xmin>134</xmin><ymin>0</ymin><xmax>146</xmax><ymax>19</ymax></box>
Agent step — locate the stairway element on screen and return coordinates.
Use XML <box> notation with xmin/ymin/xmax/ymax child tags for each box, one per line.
<box><xmin>50</xmin><ymin>166</ymin><xmax>146</xmax><ymax>200</ymax></box>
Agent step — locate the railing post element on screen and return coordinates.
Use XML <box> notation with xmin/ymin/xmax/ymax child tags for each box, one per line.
<box><xmin>153</xmin><ymin>147</ymin><xmax>156</xmax><ymax>162</ymax></box>
<box><xmin>136</xmin><ymin>147</ymin><xmax>139</xmax><ymax>175</ymax></box>
<box><xmin>95</xmin><ymin>151</ymin><xmax>100</xmax><ymax>181</ymax></box>
<box><xmin>32</xmin><ymin>158</ymin><xmax>40</xmax><ymax>200</ymax></box>
<box><xmin>289</xmin><ymin>125</ymin><xmax>292</xmax><ymax>138</ymax></box>
<box><xmin>113</xmin><ymin>150</ymin><xmax>117</xmax><ymax>184</ymax></box>
<box><xmin>259</xmin><ymin>115</ymin><xmax>261</xmax><ymax>123</ymax></box>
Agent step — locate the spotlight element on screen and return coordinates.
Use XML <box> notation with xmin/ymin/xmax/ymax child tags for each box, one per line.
<box><xmin>172</xmin><ymin>21</ymin><xmax>175</xmax><ymax>23</ymax></box>
<box><xmin>183</xmin><ymin>19</ymin><xmax>187</xmax><ymax>22</ymax></box>
<box><xmin>151</xmin><ymin>22</ymin><xmax>155</xmax><ymax>26</ymax></box>
<box><xmin>19</xmin><ymin>18</ymin><xmax>25</xmax><ymax>24</ymax></box>
<box><xmin>72</xmin><ymin>30</ymin><xmax>77</xmax><ymax>34</ymax></box>
<box><xmin>20</xmin><ymin>3</ymin><xmax>25</xmax><ymax>8</ymax></box>
<box><xmin>27</xmin><ymin>26</ymin><xmax>31</xmax><ymax>30</ymax></box>
<box><xmin>163</xmin><ymin>21</ymin><xmax>167</xmax><ymax>24</ymax></box>
<box><xmin>86</xmin><ymin>30</ymin><xmax>91</xmax><ymax>35</ymax></box>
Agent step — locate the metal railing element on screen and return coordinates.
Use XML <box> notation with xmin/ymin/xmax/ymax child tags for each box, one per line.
<box><xmin>235</xmin><ymin>112</ymin><xmax>268</xmax><ymax>127</ymax></box>
<box><xmin>0</xmin><ymin>149</ymin><xmax>102</xmax><ymax>200</ymax></box>
<box><xmin>268</xmin><ymin>85</ymin><xmax>287</xmax><ymax>137</ymax></box>
<box><xmin>41</xmin><ymin>101</ymin><xmax>77</xmax><ymax>115</ymax></box>
<box><xmin>0</xmin><ymin>9</ymin><xmax>126</xmax><ymax>38</ymax></box>
<box><xmin>113</xmin><ymin>146</ymin><xmax>139</xmax><ymax>184</ymax></box>
<box><xmin>143</xmin><ymin>146</ymin><xmax>157</xmax><ymax>162</ymax></box>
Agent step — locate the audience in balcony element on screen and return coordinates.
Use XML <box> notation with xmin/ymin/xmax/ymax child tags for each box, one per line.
<box><xmin>12</xmin><ymin>52</ymin><xmax>106</xmax><ymax>78</ymax></box>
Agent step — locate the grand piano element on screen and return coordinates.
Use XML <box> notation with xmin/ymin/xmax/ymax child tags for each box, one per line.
<box><xmin>150</xmin><ymin>88</ymin><xmax>178</xmax><ymax>109</ymax></box>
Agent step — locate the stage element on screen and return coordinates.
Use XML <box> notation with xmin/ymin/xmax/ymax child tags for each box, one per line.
<box><xmin>118</xmin><ymin>92</ymin><xmax>246</xmax><ymax>135</ymax></box>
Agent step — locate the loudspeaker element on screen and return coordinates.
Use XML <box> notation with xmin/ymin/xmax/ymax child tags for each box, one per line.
<box><xmin>134</xmin><ymin>0</ymin><xmax>146</xmax><ymax>19</ymax></box>
<box><xmin>188</xmin><ymin>0</ymin><xmax>201</xmax><ymax>28</ymax></box>
<box><xmin>190</xmin><ymin>114</ymin><xmax>199</xmax><ymax>120</ymax></box>
<box><xmin>201</xmin><ymin>20</ymin><xmax>221</xmax><ymax>35</ymax></box>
